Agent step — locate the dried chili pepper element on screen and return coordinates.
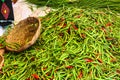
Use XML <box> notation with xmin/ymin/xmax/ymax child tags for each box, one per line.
<box><xmin>32</xmin><ymin>74</ymin><xmax>39</xmax><ymax>80</ymax></box>
<box><xmin>97</xmin><ymin>58</ymin><xmax>103</xmax><ymax>63</ymax></box>
<box><xmin>67</xmin><ymin>27</ymin><xmax>71</xmax><ymax>34</ymax></box>
<box><xmin>84</xmin><ymin>58</ymin><xmax>93</xmax><ymax>63</ymax></box>
<box><xmin>66</xmin><ymin>65</ymin><xmax>74</xmax><ymax>69</ymax></box>
<box><xmin>106</xmin><ymin>22</ymin><xmax>112</xmax><ymax>27</ymax></box>
<box><xmin>80</xmin><ymin>33</ymin><xmax>86</xmax><ymax>39</ymax></box>
<box><xmin>26</xmin><ymin>78</ymin><xmax>30</xmax><ymax>80</ymax></box>
<box><xmin>116</xmin><ymin>69</ymin><xmax>120</xmax><ymax>74</ymax></box>
<box><xmin>101</xmin><ymin>26</ymin><xmax>106</xmax><ymax>32</ymax></box>
<box><xmin>78</xmin><ymin>70</ymin><xmax>83</xmax><ymax>79</ymax></box>
<box><xmin>72</xmin><ymin>25</ymin><xmax>78</xmax><ymax>30</ymax></box>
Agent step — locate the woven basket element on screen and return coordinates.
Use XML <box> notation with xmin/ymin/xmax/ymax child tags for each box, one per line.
<box><xmin>5</xmin><ymin>17</ymin><xmax>41</xmax><ymax>52</ymax></box>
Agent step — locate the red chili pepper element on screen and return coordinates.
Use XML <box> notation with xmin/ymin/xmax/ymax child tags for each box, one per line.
<box><xmin>49</xmin><ymin>75</ymin><xmax>54</xmax><ymax>80</ymax></box>
<box><xmin>78</xmin><ymin>70</ymin><xmax>83</xmax><ymax>79</ymax></box>
<box><xmin>106</xmin><ymin>22</ymin><xmax>112</xmax><ymax>27</ymax></box>
<box><xmin>89</xmin><ymin>70</ymin><xmax>92</xmax><ymax>76</ymax></box>
<box><xmin>67</xmin><ymin>27</ymin><xmax>71</xmax><ymax>34</ymax></box>
<box><xmin>116</xmin><ymin>69</ymin><xmax>120</xmax><ymax>74</ymax></box>
<box><xmin>58</xmin><ymin>22</ymin><xmax>67</xmax><ymax>28</ymax></box>
<box><xmin>77</xmin><ymin>15</ymin><xmax>81</xmax><ymax>18</ymax></box>
<box><xmin>60</xmin><ymin>17</ymin><xmax>65</xmax><ymax>21</ymax></box>
<box><xmin>66</xmin><ymin>65</ymin><xmax>74</xmax><ymax>69</ymax></box>
<box><xmin>42</xmin><ymin>67</ymin><xmax>47</xmax><ymax>71</ymax></box>
<box><xmin>106</xmin><ymin>37</ymin><xmax>114</xmax><ymax>41</ymax></box>
<box><xmin>55</xmin><ymin>66</ymin><xmax>59</xmax><ymax>72</ymax></box>
<box><xmin>0</xmin><ymin>68</ymin><xmax>3</xmax><ymax>74</ymax></box>
<box><xmin>62</xmin><ymin>23</ymin><xmax>67</xmax><ymax>28</ymax></box>
<box><xmin>70</xmin><ymin>22</ymin><xmax>78</xmax><ymax>30</ymax></box>
<box><xmin>26</xmin><ymin>78</ymin><xmax>30</xmax><ymax>80</ymax></box>
<box><xmin>0</xmin><ymin>44</ymin><xmax>3</xmax><ymax>46</ymax></box>
<box><xmin>75</xmin><ymin>14</ymin><xmax>82</xmax><ymax>18</ymax></box>
<box><xmin>84</xmin><ymin>58</ymin><xmax>93</xmax><ymax>62</ymax></box>
<box><xmin>110</xmin><ymin>56</ymin><xmax>117</xmax><ymax>62</ymax></box>
<box><xmin>2</xmin><ymin>64</ymin><xmax>4</xmax><ymax>67</ymax></box>
<box><xmin>96</xmin><ymin>22</ymin><xmax>99</xmax><ymax>25</ymax></box>
<box><xmin>30</xmin><ymin>57</ymin><xmax>35</xmax><ymax>61</ymax></box>
<box><xmin>101</xmin><ymin>26</ymin><xmax>106</xmax><ymax>32</ymax></box>
<box><xmin>109</xmin><ymin>45</ymin><xmax>112</xmax><ymax>48</ymax></box>
<box><xmin>32</xmin><ymin>74</ymin><xmax>39</xmax><ymax>79</ymax></box>
<box><xmin>110</xmin><ymin>58</ymin><xmax>117</xmax><ymax>63</ymax></box>
<box><xmin>46</xmin><ymin>72</ymin><xmax>50</xmax><ymax>76</ymax></box>
<box><xmin>80</xmin><ymin>33</ymin><xmax>86</xmax><ymax>39</ymax></box>
<box><xmin>97</xmin><ymin>58</ymin><xmax>103</xmax><ymax>63</ymax></box>
<box><xmin>72</xmin><ymin>25</ymin><xmax>78</xmax><ymax>30</ymax></box>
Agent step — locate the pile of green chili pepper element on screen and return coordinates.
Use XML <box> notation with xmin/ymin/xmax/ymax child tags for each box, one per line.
<box><xmin>0</xmin><ymin>7</ymin><xmax>120</xmax><ymax>80</ymax></box>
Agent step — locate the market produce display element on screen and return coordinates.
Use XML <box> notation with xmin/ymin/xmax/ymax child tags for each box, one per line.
<box><xmin>0</xmin><ymin>0</ymin><xmax>120</xmax><ymax>79</ymax></box>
